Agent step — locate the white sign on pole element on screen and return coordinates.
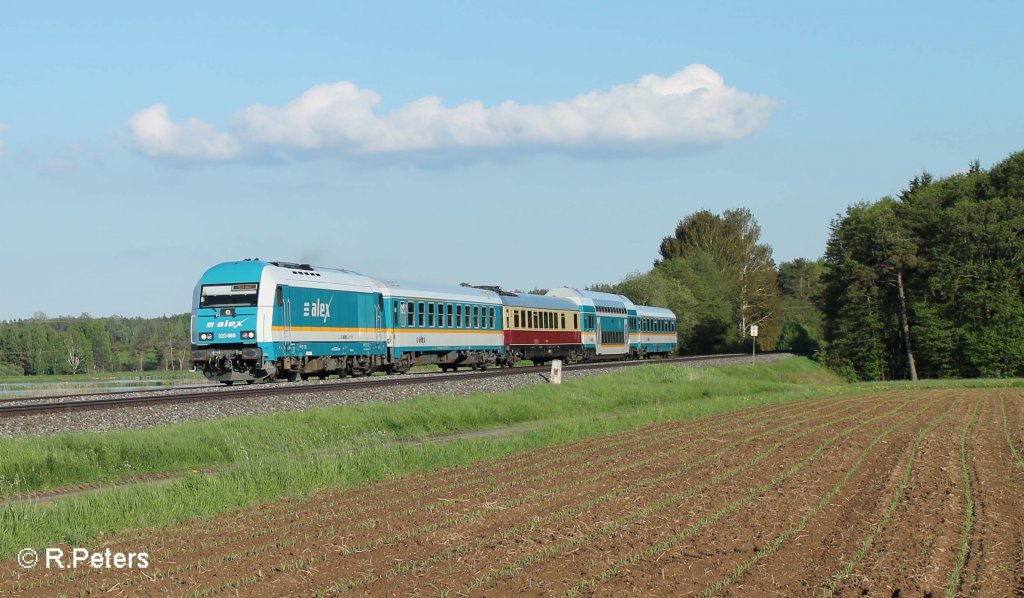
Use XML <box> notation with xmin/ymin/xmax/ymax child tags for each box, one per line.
<box><xmin>749</xmin><ymin>325</ymin><xmax>759</xmax><ymax>337</ymax></box>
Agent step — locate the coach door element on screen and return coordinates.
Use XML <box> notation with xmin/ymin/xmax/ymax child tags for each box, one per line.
<box><xmin>375</xmin><ymin>295</ymin><xmax>385</xmax><ymax>348</ymax></box>
<box><xmin>595</xmin><ymin>316</ymin><xmax>602</xmax><ymax>353</ymax></box>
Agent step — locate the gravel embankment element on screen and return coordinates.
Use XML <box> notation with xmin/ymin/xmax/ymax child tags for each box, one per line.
<box><xmin>0</xmin><ymin>354</ymin><xmax>792</xmax><ymax>438</ymax></box>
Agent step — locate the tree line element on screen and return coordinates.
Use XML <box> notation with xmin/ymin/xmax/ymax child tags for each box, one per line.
<box><xmin>590</xmin><ymin>208</ymin><xmax>822</xmax><ymax>357</ymax></box>
<box><xmin>819</xmin><ymin>151</ymin><xmax>1024</xmax><ymax>380</ymax></box>
<box><xmin>0</xmin><ymin>314</ymin><xmax>191</xmax><ymax>376</ymax></box>
<box><xmin>594</xmin><ymin>150</ymin><xmax>1023</xmax><ymax>380</ymax></box>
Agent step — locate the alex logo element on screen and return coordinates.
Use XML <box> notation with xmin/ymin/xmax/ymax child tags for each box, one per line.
<box><xmin>205</xmin><ymin>319</ymin><xmax>248</xmax><ymax>329</ymax></box>
<box><xmin>303</xmin><ymin>298</ymin><xmax>333</xmax><ymax>323</ymax></box>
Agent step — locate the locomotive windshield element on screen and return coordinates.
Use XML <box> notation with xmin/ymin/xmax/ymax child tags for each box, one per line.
<box><xmin>200</xmin><ymin>283</ymin><xmax>259</xmax><ymax>308</ymax></box>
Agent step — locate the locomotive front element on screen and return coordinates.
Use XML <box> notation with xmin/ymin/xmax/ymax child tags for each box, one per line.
<box><xmin>190</xmin><ymin>260</ymin><xmax>268</xmax><ymax>384</ymax></box>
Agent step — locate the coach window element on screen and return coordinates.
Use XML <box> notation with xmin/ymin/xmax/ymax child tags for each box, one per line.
<box><xmin>416</xmin><ymin>302</ymin><xmax>423</xmax><ymax>327</ymax></box>
<box><xmin>406</xmin><ymin>303</ymin><xmax>413</xmax><ymax>327</ymax></box>
<box><xmin>275</xmin><ymin>286</ymin><xmax>284</xmax><ymax>307</ymax></box>
<box><xmin>473</xmin><ymin>305</ymin><xmax>479</xmax><ymax>328</ymax></box>
<box><xmin>513</xmin><ymin>310</ymin><xmax>520</xmax><ymax>328</ymax></box>
<box><xmin>428</xmin><ymin>303</ymin><xmax>435</xmax><ymax>327</ymax></box>
<box><xmin>489</xmin><ymin>306</ymin><xmax>495</xmax><ymax>329</ymax></box>
<box><xmin>446</xmin><ymin>304</ymin><xmax>453</xmax><ymax>327</ymax></box>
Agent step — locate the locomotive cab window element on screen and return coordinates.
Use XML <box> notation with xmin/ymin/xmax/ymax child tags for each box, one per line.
<box><xmin>200</xmin><ymin>284</ymin><xmax>259</xmax><ymax>308</ymax></box>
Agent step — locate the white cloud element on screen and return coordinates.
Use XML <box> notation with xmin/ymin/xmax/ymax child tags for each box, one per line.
<box><xmin>128</xmin><ymin>105</ymin><xmax>242</xmax><ymax>160</ymax></box>
<box><xmin>127</xmin><ymin>65</ymin><xmax>774</xmax><ymax>162</ymax></box>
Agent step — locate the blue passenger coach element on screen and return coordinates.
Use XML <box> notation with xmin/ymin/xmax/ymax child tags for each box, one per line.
<box><xmin>630</xmin><ymin>305</ymin><xmax>678</xmax><ymax>358</ymax></box>
<box><xmin>545</xmin><ymin>288</ymin><xmax>632</xmax><ymax>360</ymax></box>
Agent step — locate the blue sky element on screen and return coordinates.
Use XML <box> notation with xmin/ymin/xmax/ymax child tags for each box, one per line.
<box><xmin>1</xmin><ymin>1</ymin><xmax>1021</xmax><ymax>320</ymax></box>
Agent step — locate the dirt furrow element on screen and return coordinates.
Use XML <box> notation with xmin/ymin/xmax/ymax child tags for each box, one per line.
<box><xmin>702</xmin><ymin>395</ymin><xmax>960</xmax><ymax>597</ymax></box>
<box><xmin>819</xmin><ymin>397</ymin><xmax>962</xmax><ymax>597</ymax></box>
<box><xmin>392</xmin><ymin>397</ymin><xmax>914</xmax><ymax>596</ymax></box>
<box><xmin>837</xmin><ymin>392</ymin><xmax>977</xmax><ymax>596</ymax></box>
<box><xmin>958</xmin><ymin>395</ymin><xmax>1024</xmax><ymax>597</ymax></box>
<box><xmin>549</xmin><ymin>396</ymin><xmax>931</xmax><ymax>597</ymax></box>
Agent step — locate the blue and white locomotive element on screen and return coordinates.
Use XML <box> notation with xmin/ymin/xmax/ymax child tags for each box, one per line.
<box><xmin>191</xmin><ymin>259</ymin><xmax>677</xmax><ymax>384</ymax></box>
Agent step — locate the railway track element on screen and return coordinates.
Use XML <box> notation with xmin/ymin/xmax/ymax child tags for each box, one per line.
<box><xmin>0</xmin><ymin>354</ymin><xmax>750</xmax><ymax>418</ymax></box>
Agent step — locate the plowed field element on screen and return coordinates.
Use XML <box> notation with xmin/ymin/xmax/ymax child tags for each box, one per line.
<box><xmin>4</xmin><ymin>388</ymin><xmax>1023</xmax><ymax>596</ymax></box>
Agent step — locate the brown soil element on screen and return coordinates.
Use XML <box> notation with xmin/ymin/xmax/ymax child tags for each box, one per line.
<box><xmin>3</xmin><ymin>389</ymin><xmax>1022</xmax><ymax>597</ymax></box>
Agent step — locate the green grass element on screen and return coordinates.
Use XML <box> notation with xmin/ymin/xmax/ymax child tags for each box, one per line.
<box><xmin>0</xmin><ymin>369</ymin><xmax>205</xmax><ymax>384</ymax></box>
<box><xmin>0</xmin><ymin>357</ymin><xmax>1016</xmax><ymax>561</ymax></box>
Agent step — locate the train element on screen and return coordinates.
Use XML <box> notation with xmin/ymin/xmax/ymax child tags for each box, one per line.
<box><xmin>190</xmin><ymin>259</ymin><xmax>678</xmax><ymax>384</ymax></box>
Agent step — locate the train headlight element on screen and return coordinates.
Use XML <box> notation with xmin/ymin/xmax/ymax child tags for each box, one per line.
<box><xmin>241</xmin><ymin>331</ymin><xmax>256</xmax><ymax>340</ymax></box>
<box><xmin>199</xmin><ymin>332</ymin><xmax>213</xmax><ymax>341</ymax></box>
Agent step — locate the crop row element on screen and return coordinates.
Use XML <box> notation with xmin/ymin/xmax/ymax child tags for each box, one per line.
<box><xmin>819</xmin><ymin>398</ymin><xmax>962</xmax><ymax>597</ymax></box>
<box><xmin>561</xmin><ymin>398</ymin><xmax>929</xmax><ymax>596</ymax></box>
<box><xmin>946</xmin><ymin>400</ymin><xmax>981</xmax><ymax>598</ymax></box>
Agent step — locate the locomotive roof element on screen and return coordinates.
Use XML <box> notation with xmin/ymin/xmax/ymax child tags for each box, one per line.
<box><xmin>499</xmin><ymin>293</ymin><xmax>578</xmax><ymax>310</ymax></box>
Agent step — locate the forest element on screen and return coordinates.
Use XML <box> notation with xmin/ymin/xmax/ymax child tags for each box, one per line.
<box><xmin>591</xmin><ymin>150</ymin><xmax>1024</xmax><ymax>381</ymax></box>
<box><xmin>1</xmin><ymin>151</ymin><xmax>1020</xmax><ymax>380</ymax></box>
<box><xmin>0</xmin><ymin>314</ymin><xmax>190</xmax><ymax>376</ymax></box>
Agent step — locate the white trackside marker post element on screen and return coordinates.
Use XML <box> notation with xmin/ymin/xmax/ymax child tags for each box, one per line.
<box><xmin>550</xmin><ymin>359</ymin><xmax>562</xmax><ymax>384</ymax></box>
<box><xmin>749</xmin><ymin>325</ymin><xmax>759</xmax><ymax>365</ymax></box>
